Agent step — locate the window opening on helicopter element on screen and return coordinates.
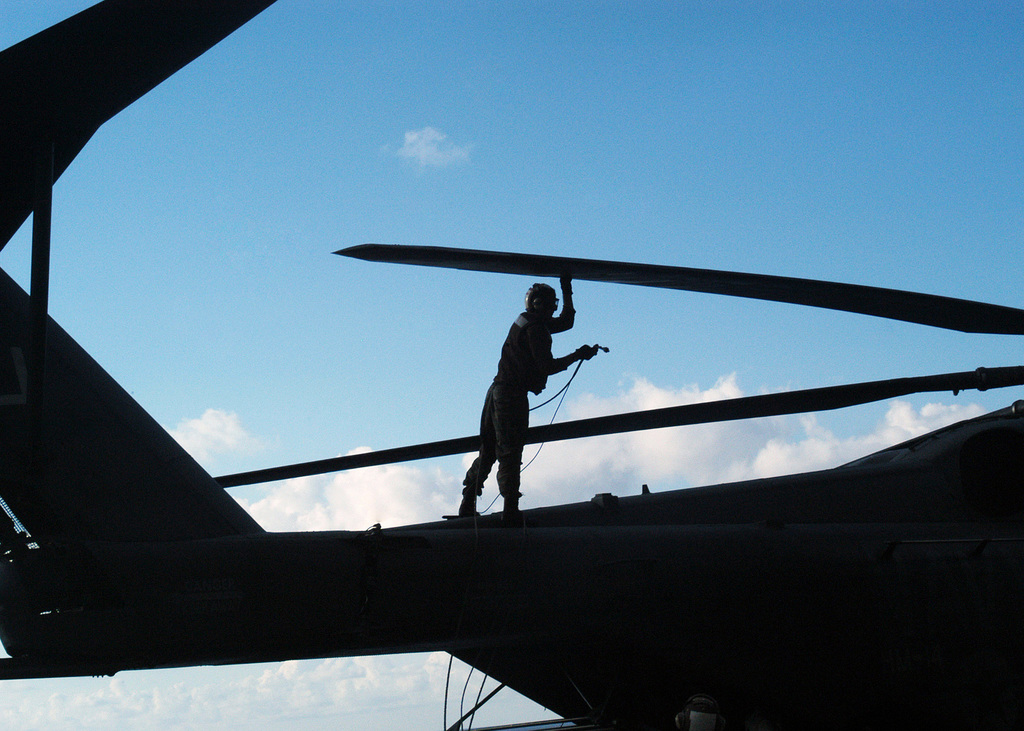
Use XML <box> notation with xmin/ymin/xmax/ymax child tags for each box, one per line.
<box><xmin>0</xmin><ymin>346</ymin><xmax>27</xmax><ymax>406</ymax></box>
<box><xmin>959</xmin><ymin>427</ymin><xmax>1024</xmax><ymax>517</ymax></box>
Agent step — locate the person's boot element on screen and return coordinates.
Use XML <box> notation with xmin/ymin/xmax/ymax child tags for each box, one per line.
<box><xmin>501</xmin><ymin>491</ymin><xmax>522</xmax><ymax>526</ymax></box>
<box><xmin>458</xmin><ymin>484</ymin><xmax>479</xmax><ymax>517</ymax></box>
<box><xmin>458</xmin><ymin>495</ymin><xmax>477</xmax><ymax>517</ymax></box>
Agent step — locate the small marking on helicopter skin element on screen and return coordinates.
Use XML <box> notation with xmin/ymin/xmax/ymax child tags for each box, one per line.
<box><xmin>0</xmin><ymin>347</ymin><xmax>27</xmax><ymax>406</ymax></box>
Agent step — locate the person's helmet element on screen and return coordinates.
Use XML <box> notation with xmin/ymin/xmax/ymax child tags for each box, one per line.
<box><xmin>525</xmin><ymin>283</ymin><xmax>558</xmax><ymax>313</ymax></box>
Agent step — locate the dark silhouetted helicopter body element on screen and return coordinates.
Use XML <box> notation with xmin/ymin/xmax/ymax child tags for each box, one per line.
<box><xmin>2</xmin><ymin>3</ymin><xmax>1024</xmax><ymax>730</ymax></box>
<box><xmin>2</xmin><ymin>321</ymin><xmax>1024</xmax><ymax>729</ymax></box>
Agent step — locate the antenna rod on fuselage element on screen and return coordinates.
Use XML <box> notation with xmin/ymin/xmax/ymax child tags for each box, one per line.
<box><xmin>28</xmin><ymin>143</ymin><xmax>53</xmax><ymax>462</ymax></box>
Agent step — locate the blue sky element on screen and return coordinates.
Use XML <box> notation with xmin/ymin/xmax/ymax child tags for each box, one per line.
<box><xmin>1</xmin><ymin>1</ymin><xmax>1023</xmax><ymax>728</ymax></box>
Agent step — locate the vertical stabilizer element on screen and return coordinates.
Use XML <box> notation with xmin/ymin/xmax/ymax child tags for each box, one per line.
<box><xmin>0</xmin><ymin>268</ymin><xmax>263</xmax><ymax>542</ymax></box>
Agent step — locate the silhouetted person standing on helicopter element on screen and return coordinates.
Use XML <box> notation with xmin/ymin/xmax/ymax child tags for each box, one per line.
<box><xmin>460</xmin><ymin>276</ymin><xmax>601</xmax><ymax>524</ymax></box>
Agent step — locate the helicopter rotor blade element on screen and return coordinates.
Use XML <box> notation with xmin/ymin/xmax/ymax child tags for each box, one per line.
<box><xmin>337</xmin><ymin>244</ymin><xmax>1024</xmax><ymax>336</ymax></box>
<box><xmin>216</xmin><ymin>365</ymin><xmax>1024</xmax><ymax>488</ymax></box>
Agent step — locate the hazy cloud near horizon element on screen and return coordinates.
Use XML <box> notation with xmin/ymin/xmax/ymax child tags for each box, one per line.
<box><xmin>180</xmin><ymin>376</ymin><xmax>985</xmax><ymax>532</ymax></box>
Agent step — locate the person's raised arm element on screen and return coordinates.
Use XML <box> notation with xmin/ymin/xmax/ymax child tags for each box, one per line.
<box><xmin>548</xmin><ymin>275</ymin><xmax>576</xmax><ymax>334</ymax></box>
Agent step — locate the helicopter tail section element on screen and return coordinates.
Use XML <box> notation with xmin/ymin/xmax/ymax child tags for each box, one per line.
<box><xmin>0</xmin><ymin>267</ymin><xmax>263</xmax><ymax>543</ymax></box>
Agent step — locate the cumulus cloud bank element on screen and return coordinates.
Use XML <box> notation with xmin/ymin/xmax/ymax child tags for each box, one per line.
<box><xmin>236</xmin><ymin>452</ymin><xmax>457</xmax><ymax>532</ymax></box>
<box><xmin>522</xmin><ymin>376</ymin><xmax>985</xmax><ymax>503</ymax></box>
<box><xmin>0</xmin><ymin>654</ymin><xmax>521</xmax><ymax>730</ymax></box>
<box><xmin>233</xmin><ymin>375</ymin><xmax>984</xmax><ymax>531</ymax></box>
<box><xmin>396</xmin><ymin>127</ymin><xmax>471</xmax><ymax>167</ymax></box>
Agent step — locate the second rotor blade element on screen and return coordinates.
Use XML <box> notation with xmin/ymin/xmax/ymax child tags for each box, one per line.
<box><xmin>217</xmin><ymin>366</ymin><xmax>1024</xmax><ymax>487</ymax></box>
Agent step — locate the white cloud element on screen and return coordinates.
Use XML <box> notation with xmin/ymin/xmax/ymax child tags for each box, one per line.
<box><xmin>745</xmin><ymin>400</ymin><xmax>983</xmax><ymax>479</ymax></box>
<box><xmin>233</xmin><ymin>375</ymin><xmax>986</xmax><ymax>525</ymax></box>
<box><xmin>236</xmin><ymin>447</ymin><xmax>459</xmax><ymax>531</ymax></box>
<box><xmin>396</xmin><ymin>127</ymin><xmax>471</xmax><ymax>167</ymax></box>
<box><xmin>0</xmin><ymin>654</ymin><xmax>528</xmax><ymax>730</ymax></box>
<box><xmin>169</xmin><ymin>409</ymin><xmax>262</xmax><ymax>463</ymax></box>
<box><xmin>518</xmin><ymin>377</ymin><xmax>985</xmax><ymax>505</ymax></box>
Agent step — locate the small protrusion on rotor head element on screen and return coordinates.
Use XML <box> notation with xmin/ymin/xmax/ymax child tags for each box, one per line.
<box><xmin>975</xmin><ymin>366</ymin><xmax>990</xmax><ymax>391</ymax></box>
<box><xmin>676</xmin><ymin>694</ymin><xmax>726</xmax><ymax>731</ymax></box>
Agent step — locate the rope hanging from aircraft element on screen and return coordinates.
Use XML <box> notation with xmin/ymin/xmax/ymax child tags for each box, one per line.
<box><xmin>521</xmin><ymin>358</ymin><xmax>589</xmax><ymax>477</ymax></box>
<box><xmin>444</xmin><ymin>505</ymin><xmax>534</xmax><ymax>730</ymax></box>
<box><xmin>444</xmin><ymin>518</ymin><xmax>483</xmax><ymax>731</ymax></box>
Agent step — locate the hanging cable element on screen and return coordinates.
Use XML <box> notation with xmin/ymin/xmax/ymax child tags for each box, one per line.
<box><xmin>444</xmin><ymin>507</ymin><xmax>483</xmax><ymax>730</ymax></box>
<box><xmin>482</xmin><ymin>346</ymin><xmax>607</xmax><ymax>512</ymax></box>
<box><xmin>443</xmin><ymin>350</ymin><xmax>605</xmax><ymax>724</ymax></box>
<box><xmin>446</xmin><ymin>352</ymin><xmax>607</xmax><ymax>723</ymax></box>
<box><xmin>481</xmin><ymin>492</ymin><xmax>500</xmax><ymax>514</ymax></box>
<box><xmin>529</xmin><ymin>359</ymin><xmax>585</xmax><ymax>412</ymax></box>
<box><xmin>459</xmin><ymin>500</ymin><xmax>535</xmax><ymax>728</ymax></box>
<box><xmin>522</xmin><ymin>360</ymin><xmax>585</xmax><ymax>473</ymax></box>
